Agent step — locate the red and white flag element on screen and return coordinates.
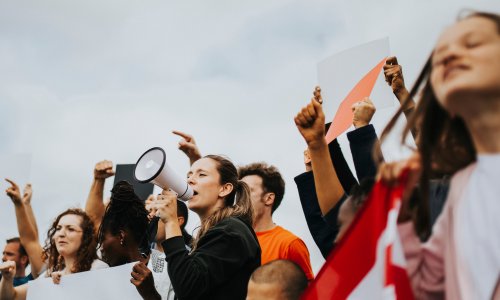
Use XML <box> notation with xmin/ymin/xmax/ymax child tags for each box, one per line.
<box><xmin>302</xmin><ymin>173</ymin><xmax>414</xmax><ymax>300</ymax></box>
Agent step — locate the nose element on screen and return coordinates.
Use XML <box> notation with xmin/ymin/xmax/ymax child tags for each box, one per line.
<box><xmin>55</xmin><ymin>229</ymin><xmax>66</xmax><ymax>237</ymax></box>
<box><xmin>440</xmin><ymin>43</ymin><xmax>464</xmax><ymax>67</ymax></box>
<box><xmin>187</xmin><ymin>175</ymin><xmax>195</xmax><ymax>185</ymax></box>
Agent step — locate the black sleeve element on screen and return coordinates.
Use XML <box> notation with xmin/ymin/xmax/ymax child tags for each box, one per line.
<box><xmin>294</xmin><ymin>172</ymin><xmax>336</xmax><ymax>259</ymax></box>
<box><xmin>323</xmin><ymin>193</ymin><xmax>349</xmax><ymax>228</ymax></box>
<box><xmin>347</xmin><ymin>125</ymin><xmax>379</xmax><ymax>182</ymax></box>
<box><xmin>293</xmin><ymin>139</ymin><xmax>357</xmax><ymax>259</ymax></box>
<box><xmin>329</xmin><ymin>139</ymin><xmax>358</xmax><ymax>193</ymax></box>
<box><xmin>161</xmin><ymin>226</ymin><xmax>251</xmax><ymax>299</ymax></box>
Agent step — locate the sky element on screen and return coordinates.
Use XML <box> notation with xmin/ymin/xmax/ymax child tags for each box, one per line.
<box><xmin>1</xmin><ymin>0</ymin><xmax>498</xmax><ymax>275</ymax></box>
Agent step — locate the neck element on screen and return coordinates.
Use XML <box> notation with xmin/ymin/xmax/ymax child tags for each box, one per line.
<box><xmin>127</xmin><ymin>245</ymin><xmax>146</xmax><ymax>263</ymax></box>
<box><xmin>460</xmin><ymin>95</ymin><xmax>500</xmax><ymax>153</ymax></box>
<box><xmin>15</xmin><ymin>267</ymin><xmax>26</xmax><ymax>278</ymax></box>
<box><xmin>63</xmin><ymin>255</ymin><xmax>77</xmax><ymax>274</ymax></box>
<box><xmin>253</xmin><ymin>211</ymin><xmax>275</xmax><ymax>232</ymax></box>
<box><xmin>198</xmin><ymin>201</ymin><xmax>225</xmax><ymax>222</ymax></box>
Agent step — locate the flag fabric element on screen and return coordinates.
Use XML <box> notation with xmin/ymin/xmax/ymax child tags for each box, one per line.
<box><xmin>302</xmin><ymin>172</ymin><xmax>414</xmax><ymax>300</ymax></box>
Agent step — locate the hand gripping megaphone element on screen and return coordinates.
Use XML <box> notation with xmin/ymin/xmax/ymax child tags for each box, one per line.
<box><xmin>134</xmin><ymin>147</ymin><xmax>193</xmax><ymax>258</ymax></box>
<box><xmin>134</xmin><ymin>147</ymin><xmax>193</xmax><ymax>201</ymax></box>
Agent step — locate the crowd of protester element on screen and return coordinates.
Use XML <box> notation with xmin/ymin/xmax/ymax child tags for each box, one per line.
<box><xmin>1</xmin><ymin>10</ymin><xmax>499</xmax><ymax>300</ymax></box>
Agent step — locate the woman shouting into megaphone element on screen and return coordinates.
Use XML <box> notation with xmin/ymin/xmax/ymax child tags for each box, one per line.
<box><xmin>153</xmin><ymin>154</ymin><xmax>261</xmax><ymax>300</ymax></box>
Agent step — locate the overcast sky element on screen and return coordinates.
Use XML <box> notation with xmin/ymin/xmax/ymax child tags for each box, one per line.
<box><xmin>1</xmin><ymin>0</ymin><xmax>498</xmax><ymax>274</ymax></box>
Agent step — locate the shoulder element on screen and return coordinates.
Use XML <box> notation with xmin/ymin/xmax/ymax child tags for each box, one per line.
<box><xmin>273</xmin><ymin>226</ymin><xmax>302</xmax><ymax>243</ymax></box>
<box><xmin>212</xmin><ymin>217</ymin><xmax>253</xmax><ymax>235</ymax></box>
<box><xmin>90</xmin><ymin>259</ymin><xmax>109</xmax><ymax>270</ymax></box>
<box><xmin>200</xmin><ymin>217</ymin><xmax>258</xmax><ymax>248</ymax></box>
<box><xmin>447</xmin><ymin>162</ymin><xmax>477</xmax><ymax>205</ymax></box>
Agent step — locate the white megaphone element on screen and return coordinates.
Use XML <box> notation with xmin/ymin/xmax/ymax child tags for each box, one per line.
<box><xmin>134</xmin><ymin>147</ymin><xmax>193</xmax><ymax>201</ymax></box>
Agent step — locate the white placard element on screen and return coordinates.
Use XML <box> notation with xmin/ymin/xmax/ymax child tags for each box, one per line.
<box><xmin>318</xmin><ymin>37</ymin><xmax>394</xmax><ymax>120</ymax></box>
<box><xmin>27</xmin><ymin>262</ymin><xmax>141</xmax><ymax>300</ymax></box>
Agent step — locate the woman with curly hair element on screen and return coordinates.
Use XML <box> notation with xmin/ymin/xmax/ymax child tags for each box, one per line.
<box><xmin>0</xmin><ymin>208</ymin><xmax>107</xmax><ymax>300</ymax></box>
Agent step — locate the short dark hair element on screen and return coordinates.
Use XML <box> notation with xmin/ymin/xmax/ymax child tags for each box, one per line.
<box><xmin>6</xmin><ymin>237</ymin><xmax>30</xmax><ymax>266</ymax></box>
<box><xmin>238</xmin><ymin>162</ymin><xmax>285</xmax><ymax>214</ymax></box>
<box><xmin>176</xmin><ymin>200</ymin><xmax>193</xmax><ymax>247</ymax></box>
<box><xmin>250</xmin><ymin>260</ymin><xmax>308</xmax><ymax>300</ymax></box>
<box><xmin>6</xmin><ymin>237</ymin><xmax>27</xmax><ymax>257</ymax></box>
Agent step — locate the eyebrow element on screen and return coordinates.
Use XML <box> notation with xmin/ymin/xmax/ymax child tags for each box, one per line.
<box><xmin>187</xmin><ymin>168</ymin><xmax>209</xmax><ymax>177</ymax></box>
<box><xmin>434</xmin><ymin>31</ymin><xmax>477</xmax><ymax>56</ymax></box>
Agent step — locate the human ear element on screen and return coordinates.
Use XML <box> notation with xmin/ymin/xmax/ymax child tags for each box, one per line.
<box><xmin>218</xmin><ymin>183</ymin><xmax>234</xmax><ymax>198</ymax></box>
<box><xmin>264</xmin><ymin>193</ymin><xmax>275</xmax><ymax>207</ymax></box>
<box><xmin>20</xmin><ymin>255</ymin><xmax>29</xmax><ymax>267</ymax></box>
<box><xmin>177</xmin><ymin>216</ymin><xmax>185</xmax><ymax>227</ymax></box>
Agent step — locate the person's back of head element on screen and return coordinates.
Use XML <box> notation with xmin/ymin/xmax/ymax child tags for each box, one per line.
<box><xmin>176</xmin><ymin>200</ymin><xmax>193</xmax><ymax>247</ymax></box>
<box><xmin>238</xmin><ymin>162</ymin><xmax>285</xmax><ymax>214</ymax></box>
<box><xmin>247</xmin><ymin>259</ymin><xmax>308</xmax><ymax>300</ymax></box>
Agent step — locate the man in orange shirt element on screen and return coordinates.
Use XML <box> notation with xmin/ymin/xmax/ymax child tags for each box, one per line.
<box><xmin>239</xmin><ymin>163</ymin><xmax>314</xmax><ymax>280</ymax></box>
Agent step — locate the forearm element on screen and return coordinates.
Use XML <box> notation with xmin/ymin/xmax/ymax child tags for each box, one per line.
<box><xmin>395</xmin><ymin>89</ymin><xmax>418</xmax><ymax>139</ymax></box>
<box><xmin>23</xmin><ymin>203</ymin><xmax>39</xmax><ymax>241</ymax></box>
<box><xmin>14</xmin><ymin>204</ymin><xmax>44</xmax><ymax>277</ymax></box>
<box><xmin>85</xmin><ymin>179</ymin><xmax>106</xmax><ymax>228</ymax></box>
<box><xmin>0</xmin><ymin>278</ymin><xmax>16</xmax><ymax>300</ymax></box>
<box><xmin>308</xmin><ymin>140</ymin><xmax>345</xmax><ymax>215</ymax></box>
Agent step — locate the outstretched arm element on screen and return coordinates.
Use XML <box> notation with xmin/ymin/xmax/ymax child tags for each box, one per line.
<box><xmin>21</xmin><ymin>184</ymin><xmax>38</xmax><ymax>241</ymax></box>
<box><xmin>84</xmin><ymin>160</ymin><xmax>114</xmax><ymax>230</ymax></box>
<box><xmin>5</xmin><ymin>179</ymin><xmax>44</xmax><ymax>278</ymax></box>
<box><xmin>294</xmin><ymin>99</ymin><xmax>344</xmax><ymax>215</ymax></box>
<box><xmin>384</xmin><ymin>56</ymin><xmax>417</xmax><ymax>139</ymax></box>
<box><xmin>172</xmin><ymin>130</ymin><xmax>202</xmax><ymax>166</ymax></box>
<box><xmin>348</xmin><ymin>97</ymin><xmax>380</xmax><ymax>180</ymax></box>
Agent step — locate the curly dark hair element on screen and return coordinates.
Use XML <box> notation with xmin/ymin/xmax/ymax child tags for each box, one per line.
<box><xmin>238</xmin><ymin>162</ymin><xmax>285</xmax><ymax>214</ymax></box>
<box><xmin>42</xmin><ymin>208</ymin><xmax>97</xmax><ymax>274</ymax></box>
<box><xmin>97</xmin><ymin>181</ymin><xmax>149</xmax><ymax>254</ymax></box>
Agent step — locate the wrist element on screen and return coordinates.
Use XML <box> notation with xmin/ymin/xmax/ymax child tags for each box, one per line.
<box><xmin>394</xmin><ymin>88</ymin><xmax>409</xmax><ymax>100</ymax></box>
<box><xmin>144</xmin><ymin>291</ymin><xmax>162</xmax><ymax>300</ymax></box>
<box><xmin>307</xmin><ymin>138</ymin><xmax>327</xmax><ymax>151</ymax></box>
<box><xmin>353</xmin><ymin>121</ymin><xmax>368</xmax><ymax>129</ymax></box>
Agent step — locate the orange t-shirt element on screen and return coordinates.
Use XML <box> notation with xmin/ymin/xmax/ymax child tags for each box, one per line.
<box><xmin>256</xmin><ymin>226</ymin><xmax>314</xmax><ymax>280</ymax></box>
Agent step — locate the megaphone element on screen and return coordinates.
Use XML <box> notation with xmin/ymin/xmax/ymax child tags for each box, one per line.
<box><xmin>134</xmin><ymin>147</ymin><xmax>193</xmax><ymax>201</ymax></box>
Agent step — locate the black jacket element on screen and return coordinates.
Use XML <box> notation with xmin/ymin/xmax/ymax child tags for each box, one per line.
<box><xmin>162</xmin><ymin>217</ymin><xmax>261</xmax><ymax>300</ymax></box>
<box><xmin>294</xmin><ymin>138</ymin><xmax>358</xmax><ymax>258</ymax></box>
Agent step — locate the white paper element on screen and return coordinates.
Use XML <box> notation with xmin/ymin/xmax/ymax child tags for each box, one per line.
<box><xmin>27</xmin><ymin>262</ymin><xmax>142</xmax><ymax>300</ymax></box>
<box><xmin>317</xmin><ymin>37</ymin><xmax>394</xmax><ymax>120</ymax></box>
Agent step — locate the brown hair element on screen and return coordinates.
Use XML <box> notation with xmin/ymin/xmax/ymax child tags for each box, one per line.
<box><xmin>238</xmin><ymin>162</ymin><xmax>285</xmax><ymax>214</ymax></box>
<box><xmin>379</xmin><ymin>11</ymin><xmax>500</xmax><ymax>240</ymax></box>
<box><xmin>191</xmin><ymin>155</ymin><xmax>253</xmax><ymax>251</ymax></box>
<box><xmin>42</xmin><ymin>208</ymin><xmax>98</xmax><ymax>274</ymax></box>
<box><xmin>250</xmin><ymin>260</ymin><xmax>308</xmax><ymax>300</ymax></box>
